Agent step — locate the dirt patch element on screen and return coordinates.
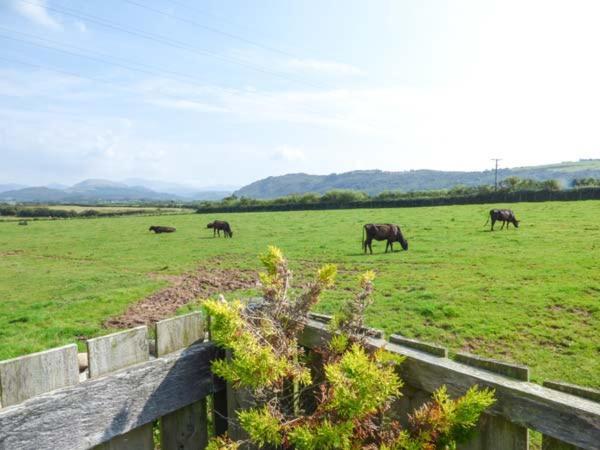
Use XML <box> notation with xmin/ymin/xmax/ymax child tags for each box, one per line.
<box><xmin>105</xmin><ymin>267</ymin><xmax>257</xmax><ymax>329</ymax></box>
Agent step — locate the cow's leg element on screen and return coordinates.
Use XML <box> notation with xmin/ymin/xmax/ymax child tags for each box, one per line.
<box><xmin>491</xmin><ymin>219</ymin><xmax>495</xmax><ymax>231</ymax></box>
<box><xmin>368</xmin><ymin>239</ymin><xmax>373</xmax><ymax>254</ymax></box>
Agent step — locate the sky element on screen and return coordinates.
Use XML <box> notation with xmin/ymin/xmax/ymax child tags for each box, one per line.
<box><xmin>0</xmin><ymin>0</ymin><xmax>599</xmax><ymax>188</ymax></box>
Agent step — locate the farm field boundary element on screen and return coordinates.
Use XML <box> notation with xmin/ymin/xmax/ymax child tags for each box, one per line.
<box><xmin>196</xmin><ymin>187</ymin><xmax>600</xmax><ymax>213</ymax></box>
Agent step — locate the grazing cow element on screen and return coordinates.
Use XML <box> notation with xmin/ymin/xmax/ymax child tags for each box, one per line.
<box><xmin>149</xmin><ymin>225</ymin><xmax>176</xmax><ymax>233</ymax></box>
<box><xmin>207</xmin><ymin>220</ymin><xmax>233</xmax><ymax>238</ymax></box>
<box><xmin>486</xmin><ymin>209</ymin><xmax>519</xmax><ymax>231</ymax></box>
<box><xmin>362</xmin><ymin>223</ymin><xmax>408</xmax><ymax>254</ymax></box>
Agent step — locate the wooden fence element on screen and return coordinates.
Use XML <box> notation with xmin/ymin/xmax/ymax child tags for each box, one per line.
<box><xmin>0</xmin><ymin>312</ymin><xmax>598</xmax><ymax>449</ymax></box>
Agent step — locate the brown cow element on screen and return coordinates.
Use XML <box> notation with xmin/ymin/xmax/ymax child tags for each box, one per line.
<box><xmin>363</xmin><ymin>223</ymin><xmax>408</xmax><ymax>254</ymax></box>
<box><xmin>149</xmin><ymin>225</ymin><xmax>176</xmax><ymax>233</ymax></box>
<box><xmin>207</xmin><ymin>220</ymin><xmax>233</xmax><ymax>238</ymax></box>
<box><xmin>485</xmin><ymin>209</ymin><xmax>519</xmax><ymax>231</ymax></box>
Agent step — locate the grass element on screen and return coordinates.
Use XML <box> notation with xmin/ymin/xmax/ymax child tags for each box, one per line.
<box><xmin>0</xmin><ymin>201</ymin><xmax>598</xmax><ymax>388</ymax></box>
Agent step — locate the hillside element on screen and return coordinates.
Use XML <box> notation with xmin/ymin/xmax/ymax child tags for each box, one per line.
<box><xmin>234</xmin><ymin>159</ymin><xmax>600</xmax><ymax>199</ymax></box>
<box><xmin>0</xmin><ymin>179</ymin><xmax>232</xmax><ymax>203</ymax></box>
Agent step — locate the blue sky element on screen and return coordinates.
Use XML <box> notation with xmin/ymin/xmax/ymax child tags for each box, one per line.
<box><xmin>1</xmin><ymin>0</ymin><xmax>599</xmax><ymax>188</ymax></box>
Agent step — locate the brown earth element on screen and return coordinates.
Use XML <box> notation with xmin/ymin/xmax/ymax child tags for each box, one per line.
<box><xmin>104</xmin><ymin>266</ymin><xmax>257</xmax><ymax>329</ymax></box>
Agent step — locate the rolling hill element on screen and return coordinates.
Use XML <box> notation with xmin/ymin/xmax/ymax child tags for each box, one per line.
<box><xmin>234</xmin><ymin>159</ymin><xmax>600</xmax><ymax>199</ymax></box>
<box><xmin>0</xmin><ymin>179</ymin><xmax>233</xmax><ymax>203</ymax></box>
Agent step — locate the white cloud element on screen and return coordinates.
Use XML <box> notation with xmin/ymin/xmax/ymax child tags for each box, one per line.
<box><xmin>286</xmin><ymin>58</ymin><xmax>364</xmax><ymax>76</ymax></box>
<box><xmin>13</xmin><ymin>0</ymin><xmax>62</xmax><ymax>30</ymax></box>
<box><xmin>271</xmin><ymin>146</ymin><xmax>306</xmax><ymax>162</ymax></box>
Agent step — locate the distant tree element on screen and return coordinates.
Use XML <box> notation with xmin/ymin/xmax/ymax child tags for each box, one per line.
<box><xmin>571</xmin><ymin>177</ymin><xmax>600</xmax><ymax>188</ymax></box>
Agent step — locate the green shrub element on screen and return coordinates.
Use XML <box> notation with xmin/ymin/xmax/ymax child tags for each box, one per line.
<box><xmin>204</xmin><ymin>247</ymin><xmax>495</xmax><ymax>449</ymax></box>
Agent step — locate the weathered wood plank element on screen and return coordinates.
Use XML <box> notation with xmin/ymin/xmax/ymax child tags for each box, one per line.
<box><xmin>95</xmin><ymin>425</ymin><xmax>155</xmax><ymax>450</ymax></box>
<box><xmin>88</xmin><ymin>326</ymin><xmax>152</xmax><ymax>449</ymax></box>
<box><xmin>161</xmin><ymin>398</ymin><xmax>208</xmax><ymax>450</ymax></box>
<box><xmin>544</xmin><ymin>381</ymin><xmax>600</xmax><ymax>402</ymax></box>
<box><xmin>212</xmin><ymin>381</ymin><xmax>229</xmax><ymax>436</ymax></box>
<box><xmin>0</xmin><ymin>344</ymin><xmax>78</xmax><ymax>408</ymax></box>
<box><xmin>299</xmin><ymin>320</ymin><xmax>600</xmax><ymax>449</ymax></box>
<box><xmin>157</xmin><ymin>314</ymin><xmax>207</xmax><ymax>449</ymax></box>
<box><xmin>87</xmin><ymin>326</ymin><xmax>149</xmax><ymax>378</ymax></box>
<box><xmin>306</xmin><ymin>312</ymin><xmax>384</xmax><ymax>338</ymax></box>
<box><xmin>459</xmin><ymin>414</ymin><xmax>529</xmax><ymax>450</ymax></box>
<box><xmin>455</xmin><ymin>352</ymin><xmax>530</xmax><ymax>449</ymax></box>
<box><xmin>390</xmin><ymin>334</ymin><xmax>448</xmax><ymax>357</ymax></box>
<box><xmin>541</xmin><ymin>381</ymin><xmax>599</xmax><ymax>450</ymax></box>
<box><xmin>455</xmin><ymin>352</ymin><xmax>529</xmax><ymax>381</ymax></box>
<box><xmin>156</xmin><ymin>312</ymin><xmax>205</xmax><ymax>357</ymax></box>
<box><xmin>0</xmin><ymin>342</ymin><xmax>224</xmax><ymax>450</ymax></box>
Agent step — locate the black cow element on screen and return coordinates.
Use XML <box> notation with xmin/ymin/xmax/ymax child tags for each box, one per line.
<box><xmin>486</xmin><ymin>209</ymin><xmax>519</xmax><ymax>231</ymax></box>
<box><xmin>207</xmin><ymin>220</ymin><xmax>233</xmax><ymax>238</ymax></box>
<box><xmin>362</xmin><ymin>223</ymin><xmax>408</xmax><ymax>254</ymax></box>
<box><xmin>149</xmin><ymin>225</ymin><xmax>176</xmax><ymax>233</ymax></box>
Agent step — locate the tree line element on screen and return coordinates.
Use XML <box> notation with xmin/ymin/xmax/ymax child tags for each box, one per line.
<box><xmin>194</xmin><ymin>177</ymin><xmax>600</xmax><ymax>213</ymax></box>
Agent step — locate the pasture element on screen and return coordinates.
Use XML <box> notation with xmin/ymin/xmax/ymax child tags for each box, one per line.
<box><xmin>0</xmin><ymin>200</ymin><xmax>598</xmax><ymax>388</ymax></box>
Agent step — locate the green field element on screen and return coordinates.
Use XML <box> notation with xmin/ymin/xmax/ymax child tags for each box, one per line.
<box><xmin>0</xmin><ymin>201</ymin><xmax>598</xmax><ymax>388</ymax></box>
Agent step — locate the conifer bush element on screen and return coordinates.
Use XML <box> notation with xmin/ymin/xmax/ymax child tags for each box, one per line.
<box><xmin>204</xmin><ymin>246</ymin><xmax>495</xmax><ymax>449</ymax></box>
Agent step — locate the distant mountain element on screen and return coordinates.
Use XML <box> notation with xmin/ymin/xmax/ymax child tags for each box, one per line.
<box><xmin>234</xmin><ymin>159</ymin><xmax>600</xmax><ymax>199</ymax></box>
<box><xmin>0</xmin><ymin>178</ymin><xmax>234</xmax><ymax>203</ymax></box>
<box><xmin>123</xmin><ymin>178</ymin><xmax>234</xmax><ymax>200</ymax></box>
<box><xmin>0</xmin><ymin>179</ymin><xmax>180</xmax><ymax>203</ymax></box>
<box><xmin>0</xmin><ymin>187</ymin><xmax>68</xmax><ymax>202</ymax></box>
<box><xmin>0</xmin><ymin>183</ymin><xmax>27</xmax><ymax>193</ymax></box>
<box><xmin>45</xmin><ymin>183</ymin><xmax>69</xmax><ymax>190</ymax></box>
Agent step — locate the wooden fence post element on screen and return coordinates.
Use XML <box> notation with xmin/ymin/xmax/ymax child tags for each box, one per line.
<box><xmin>88</xmin><ymin>326</ymin><xmax>154</xmax><ymax>450</ymax></box>
<box><xmin>541</xmin><ymin>381</ymin><xmax>600</xmax><ymax>450</ymax></box>
<box><xmin>0</xmin><ymin>344</ymin><xmax>79</xmax><ymax>408</ymax></box>
<box><xmin>388</xmin><ymin>334</ymin><xmax>448</xmax><ymax>426</ymax></box>
<box><xmin>156</xmin><ymin>312</ymin><xmax>209</xmax><ymax>450</ymax></box>
<box><xmin>455</xmin><ymin>352</ymin><xmax>529</xmax><ymax>450</ymax></box>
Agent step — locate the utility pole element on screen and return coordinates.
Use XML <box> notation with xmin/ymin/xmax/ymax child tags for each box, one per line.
<box><xmin>491</xmin><ymin>158</ymin><xmax>502</xmax><ymax>191</ymax></box>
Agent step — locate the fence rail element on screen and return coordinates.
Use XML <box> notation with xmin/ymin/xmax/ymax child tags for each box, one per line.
<box><xmin>0</xmin><ymin>313</ymin><xmax>598</xmax><ymax>449</ymax></box>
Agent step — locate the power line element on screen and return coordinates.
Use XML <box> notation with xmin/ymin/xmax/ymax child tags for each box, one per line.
<box><xmin>0</xmin><ymin>30</ymin><xmax>241</xmax><ymax>97</ymax></box>
<box><xmin>4</xmin><ymin>2</ymin><xmax>389</xmax><ymax>137</ymax></box>
<box><xmin>15</xmin><ymin>0</ymin><xmax>328</xmax><ymax>90</ymax></box>
<box><xmin>122</xmin><ymin>0</ymin><xmax>297</xmax><ymax>59</ymax></box>
<box><xmin>0</xmin><ymin>30</ymin><xmax>352</xmax><ymax>127</ymax></box>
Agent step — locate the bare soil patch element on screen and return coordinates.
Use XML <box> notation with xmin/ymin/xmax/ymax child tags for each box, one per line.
<box><xmin>105</xmin><ymin>266</ymin><xmax>257</xmax><ymax>329</ymax></box>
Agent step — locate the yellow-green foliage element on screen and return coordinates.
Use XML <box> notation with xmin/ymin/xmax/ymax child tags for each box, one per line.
<box><xmin>287</xmin><ymin>420</ymin><xmax>354</xmax><ymax>450</ymax></box>
<box><xmin>204</xmin><ymin>299</ymin><xmax>291</xmax><ymax>388</ymax></box>
<box><xmin>237</xmin><ymin>406</ymin><xmax>282</xmax><ymax>447</ymax></box>
<box><xmin>199</xmin><ymin>247</ymin><xmax>494</xmax><ymax>449</ymax></box>
<box><xmin>324</xmin><ymin>343</ymin><xmax>402</xmax><ymax>419</ymax></box>
<box><xmin>407</xmin><ymin>385</ymin><xmax>496</xmax><ymax>449</ymax></box>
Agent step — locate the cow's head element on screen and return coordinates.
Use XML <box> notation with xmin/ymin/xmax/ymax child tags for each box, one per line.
<box><xmin>397</xmin><ymin>231</ymin><xmax>409</xmax><ymax>251</ymax></box>
<box><xmin>206</xmin><ymin>222</ymin><xmax>214</xmax><ymax>228</ymax></box>
<box><xmin>513</xmin><ymin>219</ymin><xmax>520</xmax><ymax>228</ymax></box>
<box><xmin>148</xmin><ymin>226</ymin><xmax>155</xmax><ymax>232</ymax></box>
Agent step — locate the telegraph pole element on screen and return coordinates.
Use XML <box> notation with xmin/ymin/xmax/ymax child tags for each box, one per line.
<box><xmin>491</xmin><ymin>158</ymin><xmax>502</xmax><ymax>191</ymax></box>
